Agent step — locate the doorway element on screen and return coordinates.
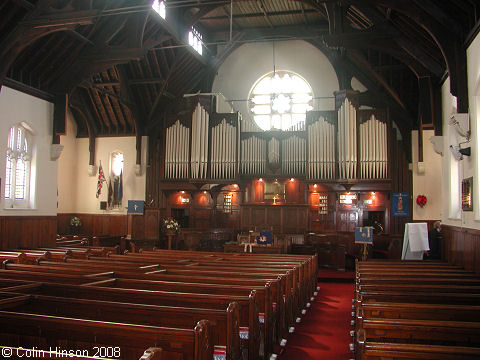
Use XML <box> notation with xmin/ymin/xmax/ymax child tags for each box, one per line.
<box><xmin>363</xmin><ymin>210</ymin><xmax>385</xmax><ymax>234</ymax></box>
<box><xmin>171</xmin><ymin>208</ymin><xmax>189</xmax><ymax>229</ymax></box>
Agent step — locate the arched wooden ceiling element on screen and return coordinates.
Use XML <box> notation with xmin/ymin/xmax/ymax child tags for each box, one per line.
<box><xmin>0</xmin><ymin>0</ymin><xmax>479</xmax><ymax>142</ymax></box>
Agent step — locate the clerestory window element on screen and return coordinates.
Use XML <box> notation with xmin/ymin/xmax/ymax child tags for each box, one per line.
<box><xmin>188</xmin><ymin>26</ymin><xmax>203</xmax><ymax>55</ymax></box>
<box><xmin>152</xmin><ymin>0</ymin><xmax>166</xmax><ymax>19</ymax></box>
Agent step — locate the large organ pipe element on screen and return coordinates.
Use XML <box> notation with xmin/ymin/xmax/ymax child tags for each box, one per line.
<box><xmin>190</xmin><ymin>102</ymin><xmax>209</xmax><ymax>179</ymax></box>
<box><xmin>241</xmin><ymin>136</ymin><xmax>266</xmax><ymax>175</ymax></box>
<box><xmin>359</xmin><ymin>115</ymin><xmax>387</xmax><ymax>179</ymax></box>
<box><xmin>165</xmin><ymin>120</ymin><xmax>189</xmax><ymax>179</ymax></box>
<box><xmin>337</xmin><ymin>99</ymin><xmax>357</xmax><ymax>179</ymax></box>
<box><xmin>307</xmin><ymin>116</ymin><xmax>335</xmax><ymax>180</ymax></box>
<box><xmin>281</xmin><ymin>135</ymin><xmax>305</xmax><ymax>175</ymax></box>
<box><xmin>210</xmin><ymin>119</ymin><xmax>237</xmax><ymax>179</ymax></box>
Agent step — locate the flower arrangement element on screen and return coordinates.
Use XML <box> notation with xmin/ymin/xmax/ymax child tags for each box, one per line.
<box><xmin>162</xmin><ymin>218</ymin><xmax>180</xmax><ymax>233</ymax></box>
<box><xmin>70</xmin><ymin>216</ymin><xmax>82</xmax><ymax>228</ymax></box>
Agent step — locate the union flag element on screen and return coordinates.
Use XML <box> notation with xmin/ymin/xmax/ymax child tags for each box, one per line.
<box><xmin>96</xmin><ymin>162</ymin><xmax>106</xmax><ymax>198</ymax></box>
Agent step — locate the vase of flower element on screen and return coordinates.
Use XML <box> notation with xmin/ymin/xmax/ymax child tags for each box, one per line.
<box><xmin>69</xmin><ymin>216</ymin><xmax>82</xmax><ymax>235</ymax></box>
<box><xmin>162</xmin><ymin>218</ymin><xmax>180</xmax><ymax>234</ymax></box>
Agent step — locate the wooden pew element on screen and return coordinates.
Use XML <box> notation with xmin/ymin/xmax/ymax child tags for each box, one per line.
<box><xmin>53</xmin><ymin>256</ymin><xmax>297</xmax><ymax>337</ymax></box>
<box><xmin>0</xmin><ymin>260</ymin><xmax>275</xmax><ymax>357</ymax></box>
<box><xmin>0</xmin><ymin>292</ymin><xmax>240</xmax><ymax>360</ymax></box>
<box><xmin>3</xmin><ymin>261</ymin><xmax>288</xmax><ymax>347</ymax></box>
<box><xmin>354</xmin><ymin>260</ymin><xmax>480</xmax><ymax>359</ymax></box>
<box><xmin>96</xmin><ymin>255</ymin><xmax>301</xmax><ymax>320</ymax></box>
<box><xmin>0</xmin><ymin>310</ymin><xmax>212</xmax><ymax>360</ymax></box>
<box><xmin>356</xmin><ymin>342</ymin><xmax>480</xmax><ymax>360</ymax></box>
<box><xmin>358</xmin><ymin>318</ymin><xmax>480</xmax><ymax>346</ymax></box>
<box><xmin>4</xmin><ymin>281</ymin><xmax>261</xmax><ymax>360</ymax></box>
<box><xmin>359</xmin><ymin>302</ymin><xmax>480</xmax><ymax>322</ymax></box>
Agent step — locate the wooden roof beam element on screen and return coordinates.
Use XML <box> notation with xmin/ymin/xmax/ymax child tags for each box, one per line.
<box><xmin>352</xmin><ymin>3</ymin><xmax>445</xmax><ymax>77</ymax></box>
<box><xmin>0</xmin><ymin>0</ymin><xmax>97</xmax><ymax>91</ymax></box>
<box><xmin>348</xmin><ymin>49</ymin><xmax>407</xmax><ymax>111</ymax></box>
<box><xmin>117</xmin><ymin>64</ymin><xmax>146</xmax><ymax>165</ymax></box>
<box><xmin>367</xmin><ymin>0</ymin><xmax>468</xmax><ymax>111</ymax></box>
<box><xmin>257</xmin><ymin>0</ymin><xmax>274</xmax><ymax>28</ymax></box>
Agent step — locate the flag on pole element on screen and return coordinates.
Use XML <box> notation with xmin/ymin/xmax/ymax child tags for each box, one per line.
<box><xmin>118</xmin><ymin>169</ymin><xmax>123</xmax><ymax>203</ymax></box>
<box><xmin>107</xmin><ymin>177</ymin><xmax>113</xmax><ymax>208</ymax></box>
<box><xmin>96</xmin><ymin>162</ymin><xmax>106</xmax><ymax>198</ymax></box>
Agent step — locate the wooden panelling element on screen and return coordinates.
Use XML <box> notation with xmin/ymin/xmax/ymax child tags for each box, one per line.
<box><xmin>144</xmin><ymin>209</ymin><xmax>160</xmax><ymax>240</ymax></box>
<box><xmin>57</xmin><ymin>213</ymin><xmax>127</xmax><ymax>237</ymax></box>
<box><xmin>443</xmin><ymin>225</ymin><xmax>480</xmax><ymax>275</ymax></box>
<box><xmin>241</xmin><ymin>204</ymin><xmax>308</xmax><ymax>233</ymax></box>
<box><xmin>0</xmin><ymin>216</ymin><xmax>56</xmax><ymax>250</ymax></box>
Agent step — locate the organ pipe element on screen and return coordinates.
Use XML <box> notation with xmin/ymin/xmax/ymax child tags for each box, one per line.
<box><xmin>281</xmin><ymin>135</ymin><xmax>305</xmax><ymax>175</ymax></box>
<box><xmin>337</xmin><ymin>98</ymin><xmax>357</xmax><ymax>179</ymax></box>
<box><xmin>307</xmin><ymin>116</ymin><xmax>335</xmax><ymax>179</ymax></box>
<box><xmin>165</xmin><ymin>120</ymin><xmax>189</xmax><ymax>179</ymax></box>
<box><xmin>191</xmin><ymin>102</ymin><xmax>209</xmax><ymax>179</ymax></box>
<box><xmin>360</xmin><ymin>115</ymin><xmax>387</xmax><ymax>179</ymax></box>
<box><xmin>241</xmin><ymin>136</ymin><xmax>266</xmax><ymax>175</ymax></box>
<box><xmin>210</xmin><ymin>118</ymin><xmax>237</xmax><ymax>179</ymax></box>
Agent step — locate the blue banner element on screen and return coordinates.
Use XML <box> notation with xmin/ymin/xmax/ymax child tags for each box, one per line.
<box><xmin>127</xmin><ymin>200</ymin><xmax>144</xmax><ymax>215</ymax></box>
<box><xmin>256</xmin><ymin>231</ymin><xmax>273</xmax><ymax>245</ymax></box>
<box><xmin>392</xmin><ymin>192</ymin><xmax>409</xmax><ymax>217</ymax></box>
<box><xmin>355</xmin><ymin>227</ymin><xmax>373</xmax><ymax>244</ymax></box>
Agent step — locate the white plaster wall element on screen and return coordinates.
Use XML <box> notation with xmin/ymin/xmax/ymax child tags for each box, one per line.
<box><xmin>212</xmin><ymin>40</ymin><xmax>339</xmax><ymax>121</ymax></box>
<box><xmin>58</xmin><ymin>135</ymin><xmax>148</xmax><ymax>215</ymax></box>
<box><xmin>0</xmin><ymin>86</ymin><xmax>57</xmax><ymax>216</ymax></box>
<box><xmin>439</xmin><ymin>31</ymin><xmax>480</xmax><ymax>229</ymax></box>
<box><xmin>411</xmin><ymin>129</ymin><xmax>442</xmax><ymax>220</ymax></box>
<box><xmin>57</xmin><ymin>109</ymin><xmax>78</xmax><ymax>213</ymax></box>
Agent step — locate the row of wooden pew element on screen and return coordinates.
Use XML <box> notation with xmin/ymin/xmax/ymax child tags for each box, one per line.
<box><xmin>0</xmin><ymin>247</ymin><xmax>318</xmax><ymax>360</ymax></box>
<box><xmin>353</xmin><ymin>259</ymin><xmax>480</xmax><ymax>359</ymax></box>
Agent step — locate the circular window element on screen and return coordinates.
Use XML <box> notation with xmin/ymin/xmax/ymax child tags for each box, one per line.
<box><xmin>248</xmin><ymin>71</ymin><xmax>313</xmax><ymax>131</ymax></box>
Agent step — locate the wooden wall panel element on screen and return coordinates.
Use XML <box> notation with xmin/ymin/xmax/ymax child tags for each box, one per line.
<box><xmin>57</xmin><ymin>213</ymin><xmax>127</xmax><ymax>237</ymax></box>
<box><xmin>241</xmin><ymin>205</ymin><xmax>308</xmax><ymax>233</ymax></box>
<box><xmin>443</xmin><ymin>225</ymin><xmax>480</xmax><ymax>275</ymax></box>
<box><xmin>144</xmin><ymin>209</ymin><xmax>160</xmax><ymax>240</ymax></box>
<box><xmin>390</xmin><ymin>135</ymin><xmax>412</xmax><ymax>234</ymax></box>
<box><xmin>0</xmin><ymin>216</ymin><xmax>56</xmax><ymax>250</ymax></box>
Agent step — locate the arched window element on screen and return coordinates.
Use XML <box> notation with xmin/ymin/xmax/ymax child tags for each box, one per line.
<box><xmin>4</xmin><ymin>124</ymin><xmax>33</xmax><ymax>208</ymax></box>
<box><xmin>248</xmin><ymin>71</ymin><xmax>313</xmax><ymax>131</ymax></box>
<box><xmin>108</xmin><ymin>151</ymin><xmax>124</xmax><ymax>208</ymax></box>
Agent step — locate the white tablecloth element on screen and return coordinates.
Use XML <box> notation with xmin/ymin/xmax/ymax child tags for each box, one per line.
<box><xmin>401</xmin><ymin>223</ymin><xmax>429</xmax><ymax>260</ymax></box>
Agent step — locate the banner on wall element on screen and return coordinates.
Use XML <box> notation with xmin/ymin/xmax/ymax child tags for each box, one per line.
<box><xmin>392</xmin><ymin>192</ymin><xmax>409</xmax><ymax>217</ymax></box>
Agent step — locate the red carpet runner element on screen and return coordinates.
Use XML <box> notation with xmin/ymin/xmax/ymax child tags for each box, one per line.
<box><xmin>280</xmin><ymin>281</ymin><xmax>354</xmax><ymax>360</ymax></box>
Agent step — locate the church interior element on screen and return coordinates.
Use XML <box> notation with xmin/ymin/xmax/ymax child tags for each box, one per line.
<box><xmin>1</xmin><ymin>0</ymin><xmax>480</xmax><ymax>359</ymax></box>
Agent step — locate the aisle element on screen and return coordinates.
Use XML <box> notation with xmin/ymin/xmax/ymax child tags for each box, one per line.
<box><xmin>279</xmin><ymin>281</ymin><xmax>354</xmax><ymax>360</ymax></box>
